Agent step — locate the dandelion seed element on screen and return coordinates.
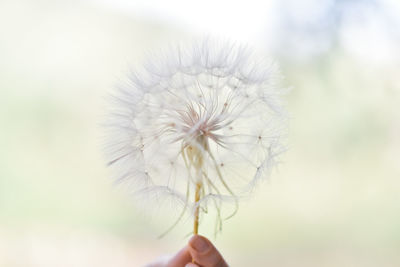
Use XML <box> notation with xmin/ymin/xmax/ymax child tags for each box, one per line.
<box><xmin>104</xmin><ymin>39</ymin><xmax>288</xmax><ymax>237</ymax></box>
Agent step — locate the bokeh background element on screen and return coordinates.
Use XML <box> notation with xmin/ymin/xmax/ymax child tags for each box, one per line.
<box><xmin>1</xmin><ymin>0</ymin><xmax>400</xmax><ymax>266</ymax></box>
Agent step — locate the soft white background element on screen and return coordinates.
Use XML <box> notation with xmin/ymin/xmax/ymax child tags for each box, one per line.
<box><xmin>1</xmin><ymin>0</ymin><xmax>399</xmax><ymax>266</ymax></box>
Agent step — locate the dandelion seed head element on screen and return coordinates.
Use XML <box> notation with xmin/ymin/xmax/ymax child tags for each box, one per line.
<box><xmin>104</xmin><ymin>39</ymin><xmax>288</xmax><ymax>234</ymax></box>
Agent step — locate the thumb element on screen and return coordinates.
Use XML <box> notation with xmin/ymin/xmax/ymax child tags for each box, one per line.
<box><xmin>187</xmin><ymin>235</ymin><xmax>228</xmax><ymax>267</ymax></box>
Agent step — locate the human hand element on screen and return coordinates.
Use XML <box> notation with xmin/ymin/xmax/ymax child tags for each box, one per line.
<box><xmin>147</xmin><ymin>235</ymin><xmax>228</xmax><ymax>267</ymax></box>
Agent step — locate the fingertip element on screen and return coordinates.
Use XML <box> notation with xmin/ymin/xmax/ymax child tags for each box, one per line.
<box><xmin>188</xmin><ymin>235</ymin><xmax>228</xmax><ymax>267</ymax></box>
<box><xmin>189</xmin><ymin>235</ymin><xmax>211</xmax><ymax>253</ymax></box>
<box><xmin>185</xmin><ymin>263</ymin><xmax>199</xmax><ymax>267</ymax></box>
<box><xmin>166</xmin><ymin>246</ymin><xmax>192</xmax><ymax>267</ymax></box>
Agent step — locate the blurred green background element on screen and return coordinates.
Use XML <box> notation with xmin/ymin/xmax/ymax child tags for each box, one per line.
<box><xmin>1</xmin><ymin>0</ymin><xmax>399</xmax><ymax>266</ymax></box>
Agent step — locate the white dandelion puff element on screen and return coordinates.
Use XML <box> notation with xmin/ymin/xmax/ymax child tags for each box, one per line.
<box><xmin>104</xmin><ymin>39</ymin><xmax>288</xmax><ymax>237</ymax></box>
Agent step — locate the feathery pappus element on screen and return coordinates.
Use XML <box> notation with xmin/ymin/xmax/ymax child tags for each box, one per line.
<box><xmin>104</xmin><ymin>39</ymin><xmax>288</xmax><ymax>237</ymax></box>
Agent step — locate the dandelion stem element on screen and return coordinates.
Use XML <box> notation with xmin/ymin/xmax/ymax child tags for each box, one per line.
<box><xmin>193</xmin><ymin>182</ymin><xmax>202</xmax><ymax>235</ymax></box>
